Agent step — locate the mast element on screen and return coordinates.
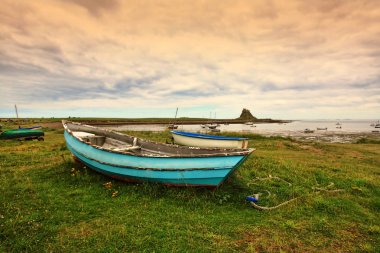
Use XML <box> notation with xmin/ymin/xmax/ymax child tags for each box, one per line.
<box><xmin>15</xmin><ymin>104</ymin><xmax>19</xmax><ymax>119</ymax></box>
<box><xmin>174</xmin><ymin>107</ymin><xmax>178</xmax><ymax>120</ymax></box>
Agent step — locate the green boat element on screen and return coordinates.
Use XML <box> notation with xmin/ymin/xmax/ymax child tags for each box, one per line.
<box><xmin>0</xmin><ymin>129</ymin><xmax>44</xmax><ymax>140</ymax></box>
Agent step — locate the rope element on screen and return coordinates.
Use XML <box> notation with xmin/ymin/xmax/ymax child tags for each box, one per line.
<box><xmin>247</xmin><ymin>178</ymin><xmax>345</xmax><ymax>211</ymax></box>
<box><xmin>247</xmin><ymin>174</ymin><xmax>292</xmax><ymax>187</ymax></box>
<box><xmin>250</xmin><ymin>196</ymin><xmax>300</xmax><ymax>211</ymax></box>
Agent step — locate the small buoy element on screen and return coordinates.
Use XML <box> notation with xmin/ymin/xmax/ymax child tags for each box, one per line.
<box><xmin>246</xmin><ymin>196</ymin><xmax>258</xmax><ymax>203</ymax></box>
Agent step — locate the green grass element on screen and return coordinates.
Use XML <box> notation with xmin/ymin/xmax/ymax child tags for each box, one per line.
<box><xmin>1</xmin><ymin>127</ymin><xmax>379</xmax><ymax>252</ymax></box>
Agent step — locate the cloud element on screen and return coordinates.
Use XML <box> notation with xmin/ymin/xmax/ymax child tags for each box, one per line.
<box><xmin>0</xmin><ymin>0</ymin><xmax>379</xmax><ymax>119</ymax></box>
<box><xmin>64</xmin><ymin>0</ymin><xmax>119</xmax><ymax>16</ymax></box>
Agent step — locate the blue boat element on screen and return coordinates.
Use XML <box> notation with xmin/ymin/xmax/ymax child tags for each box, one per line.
<box><xmin>18</xmin><ymin>126</ymin><xmax>42</xmax><ymax>130</ymax></box>
<box><xmin>63</xmin><ymin>121</ymin><xmax>254</xmax><ymax>187</ymax></box>
<box><xmin>171</xmin><ymin>130</ymin><xmax>249</xmax><ymax>148</ymax></box>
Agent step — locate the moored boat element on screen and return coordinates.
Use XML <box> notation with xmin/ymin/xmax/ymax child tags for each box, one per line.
<box><xmin>167</xmin><ymin>124</ymin><xmax>178</xmax><ymax>130</ymax></box>
<box><xmin>171</xmin><ymin>130</ymin><xmax>249</xmax><ymax>149</ymax></box>
<box><xmin>316</xmin><ymin>127</ymin><xmax>327</xmax><ymax>130</ymax></box>
<box><xmin>63</xmin><ymin>121</ymin><xmax>254</xmax><ymax>187</ymax></box>
<box><xmin>207</xmin><ymin>124</ymin><xmax>218</xmax><ymax>129</ymax></box>
<box><xmin>304</xmin><ymin>128</ymin><xmax>314</xmax><ymax>133</ymax></box>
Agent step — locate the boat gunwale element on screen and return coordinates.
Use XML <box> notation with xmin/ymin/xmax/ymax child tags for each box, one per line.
<box><xmin>63</xmin><ymin>121</ymin><xmax>255</xmax><ymax>158</ymax></box>
<box><xmin>171</xmin><ymin>130</ymin><xmax>248</xmax><ymax>141</ymax></box>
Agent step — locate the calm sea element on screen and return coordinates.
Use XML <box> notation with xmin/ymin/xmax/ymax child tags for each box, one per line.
<box><xmin>102</xmin><ymin>120</ymin><xmax>379</xmax><ymax>135</ymax></box>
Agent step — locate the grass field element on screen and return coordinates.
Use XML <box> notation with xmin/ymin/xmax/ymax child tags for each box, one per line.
<box><xmin>1</xmin><ymin>125</ymin><xmax>379</xmax><ymax>252</ymax></box>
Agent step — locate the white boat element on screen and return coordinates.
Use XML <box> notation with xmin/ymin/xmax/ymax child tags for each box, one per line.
<box><xmin>167</xmin><ymin>124</ymin><xmax>178</xmax><ymax>130</ymax></box>
<box><xmin>245</xmin><ymin>122</ymin><xmax>254</xmax><ymax>125</ymax></box>
<box><xmin>207</xmin><ymin>124</ymin><xmax>219</xmax><ymax>129</ymax></box>
<box><xmin>171</xmin><ymin>131</ymin><xmax>249</xmax><ymax>149</ymax></box>
<box><xmin>167</xmin><ymin>107</ymin><xmax>179</xmax><ymax>130</ymax></box>
<box><xmin>375</xmin><ymin>124</ymin><xmax>380</xmax><ymax>128</ymax></box>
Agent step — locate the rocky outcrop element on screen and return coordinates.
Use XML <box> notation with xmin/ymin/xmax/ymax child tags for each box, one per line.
<box><xmin>237</xmin><ymin>108</ymin><xmax>257</xmax><ymax>120</ymax></box>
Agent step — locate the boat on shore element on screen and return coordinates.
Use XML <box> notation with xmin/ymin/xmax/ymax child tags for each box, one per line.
<box><xmin>63</xmin><ymin>121</ymin><xmax>254</xmax><ymax>187</ymax></box>
<box><xmin>18</xmin><ymin>126</ymin><xmax>42</xmax><ymax>130</ymax></box>
<box><xmin>0</xmin><ymin>128</ymin><xmax>44</xmax><ymax>140</ymax></box>
<box><xmin>171</xmin><ymin>130</ymin><xmax>249</xmax><ymax>149</ymax></box>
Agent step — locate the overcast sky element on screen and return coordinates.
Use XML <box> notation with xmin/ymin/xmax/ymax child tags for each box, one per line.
<box><xmin>0</xmin><ymin>0</ymin><xmax>379</xmax><ymax>119</ymax></box>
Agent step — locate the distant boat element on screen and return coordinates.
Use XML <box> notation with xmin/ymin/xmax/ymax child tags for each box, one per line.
<box><xmin>245</xmin><ymin>122</ymin><xmax>254</xmax><ymax>125</ymax></box>
<box><xmin>336</xmin><ymin>126</ymin><xmax>342</xmax><ymax>129</ymax></box>
<box><xmin>207</xmin><ymin>124</ymin><xmax>218</xmax><ymax>129</ymax></box>
<box><xmin>167</xmin><ymin>108</ymin><xmax>179</xmax><ymax>130</ymax></box>
<box><xmin>336</xmin><ymin>122</ymin><xmax>341</xmax><ymax>125</ymax></box>
<box><xmin>304</xmin><ymin>128</ymin><xmax>314</xmax><ymax>133</ymax></box>
<box><xmin>316</xmin><ymin>127</ymin><xmax>327</xmax><ymax>130</ymax></box>
<box><xmin>0</xmin><ymin>128</ymin><xmax>44</xmax><ymax>140</ymax></box>
<box><xmin>171</xmin><ymin>131</ymin><xmax>249</xmax><ymax>148</ymax></box>
<box><xmin>167</xmin><ymin>124</ymin><xmax>178</xmax><ymax>130</ymax></box>
<box><xmin>375</xmin><ymin>124</ymin><xmax>380</xmax><ymax>128</ymax></box>
<box><xmin>18</xmin><ymin>126</ymin><xmax>42</xmax><ymax>130</ymax></box>
<box><xmin>63</xmin><ymin>121</ymin><xmax>254</xmax><ymax>187</ymax></box>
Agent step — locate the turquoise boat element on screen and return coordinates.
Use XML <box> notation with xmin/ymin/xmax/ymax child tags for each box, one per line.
<box><xmin>63</xmin><ymin>121</ymin><xmax>254</xmax><ymax>187</ymax></box>
<box><xmin>0</xmin><ymin>129</ymin><xmax>44</xmax><ymax>140</ymax></box>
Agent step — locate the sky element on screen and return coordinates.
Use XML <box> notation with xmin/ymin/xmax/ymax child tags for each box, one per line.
<box><xmin>0</xmin><ymin>0</ymin><xmax>379</xmax><ymax>120</ymax></box>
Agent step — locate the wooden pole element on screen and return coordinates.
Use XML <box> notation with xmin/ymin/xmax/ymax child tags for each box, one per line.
<box><xmin>15</xmin><ymin>104</ymin><xmax>19</xmax><ymax>119</ymax></box>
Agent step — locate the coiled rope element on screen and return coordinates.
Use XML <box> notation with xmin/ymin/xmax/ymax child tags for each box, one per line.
<box><xmin>247</xmin><ymin>177</ymin><xmax>345</xmax><ymax>211</ymax></box>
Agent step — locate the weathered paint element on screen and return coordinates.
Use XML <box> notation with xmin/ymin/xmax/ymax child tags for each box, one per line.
<box><xmin>63</xmin><ymin>121</ymin><xmax>254</xmax><ymax>187</ymax></box>
<box><xmin>171</xmin><ymin>131</ymin><xmax>249</xmax><ymax>148</ymax></box>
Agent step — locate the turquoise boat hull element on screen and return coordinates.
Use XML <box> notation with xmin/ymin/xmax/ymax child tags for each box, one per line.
<box><xmin>63</xmin><ymin>121</ymin><xmax>254</xmax><ymax>187</ymax></box>
<box><xmin>0</xmin><ymin>129</ymin><xmax>44</xmax><ymax>140</ymax></box>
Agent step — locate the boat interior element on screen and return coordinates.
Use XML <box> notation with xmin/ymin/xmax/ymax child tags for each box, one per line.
<box><xmin>64</xmin><ymin>122</ymin><xmax>251</xmax><ymax>157</ymax></box>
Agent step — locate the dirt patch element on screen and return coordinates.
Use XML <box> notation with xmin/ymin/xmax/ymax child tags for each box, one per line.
<box><xmin>40</xmin><ymin>122</ymin><xmax>63</xmax><ymax>129</ymax></box>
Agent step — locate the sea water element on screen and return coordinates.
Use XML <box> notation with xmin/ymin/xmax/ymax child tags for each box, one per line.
<box><xmin>104</xmin><ymin>120</ymin><xmax>378</xmax><ymax>134</ymax></box>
